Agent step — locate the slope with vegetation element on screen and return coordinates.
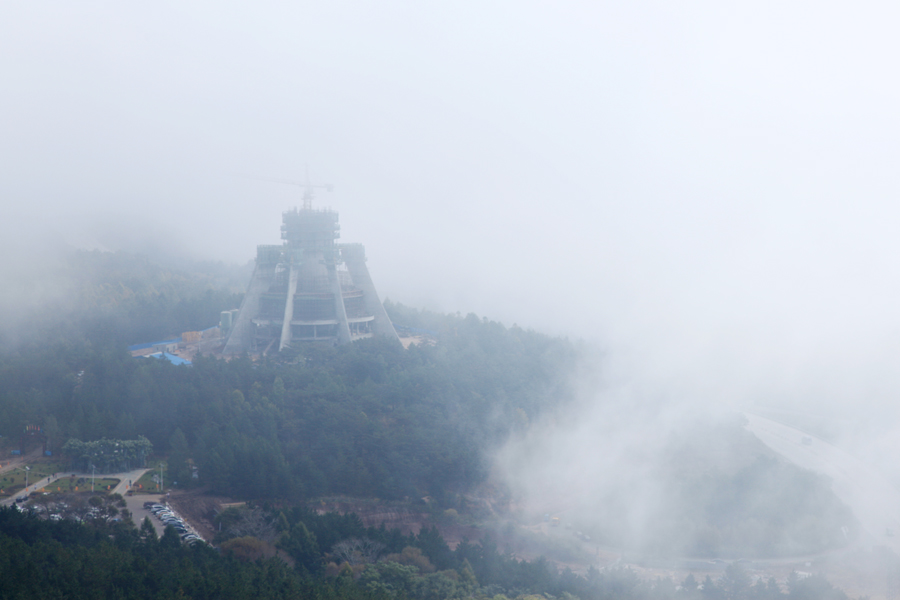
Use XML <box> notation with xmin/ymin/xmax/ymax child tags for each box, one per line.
<box><xmin>0</xmin><ymin>504</ymin><xmax>858</xmax><ymax>600</ymax></box>
<box><xmin>0</xmin><ymin>248</ymin><xmax>871</xmax><ymax>597</ymax></box>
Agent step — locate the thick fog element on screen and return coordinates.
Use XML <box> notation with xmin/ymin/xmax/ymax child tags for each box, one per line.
<box><xmin>5</xmin><ymin>3</ymin><xmax>900</xmax><ymax>513</ymax></box>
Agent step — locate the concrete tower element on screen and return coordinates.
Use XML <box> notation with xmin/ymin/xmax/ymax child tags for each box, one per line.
<box><xmin>223</xmin><ymin>196</ymin><xmax>398</xmax><ymax>354</ymax></box>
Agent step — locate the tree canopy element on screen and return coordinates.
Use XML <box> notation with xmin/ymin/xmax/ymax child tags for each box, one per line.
<box><xmin>61</xmin><ymin>436</ymin><xmax>153</xmax><ymax>473</ymax></box>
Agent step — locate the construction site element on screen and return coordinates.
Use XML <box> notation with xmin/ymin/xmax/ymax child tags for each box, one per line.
<box><xmin>124</xmin><ymin>182</ymin><xmax>400</xmax><ymax>362</ymax></box>
<box><xmin>220</xmin><ymin>185</ymin><xmax>398</xmax><ymax>355</ymax></box>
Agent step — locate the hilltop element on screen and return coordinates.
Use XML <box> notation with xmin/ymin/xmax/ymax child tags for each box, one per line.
<box><xmin>0</xmin><ymin>248</ymin><xmax>873</xmax><ymax>598</ymax></box>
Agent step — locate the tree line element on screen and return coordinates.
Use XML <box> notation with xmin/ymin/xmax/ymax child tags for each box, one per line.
<box><xmin>1</xmin><ymin>309</ymin><xmax>579</xmax><ymax>504</ymax></box>
<box><xmin>0</xmin><ymin>250</ymin><xmax>580</xmax><ymax>505</ymax></box>
<box><xmin>0</xmin><ymin>505</ymin><xmax>858</xmax><ymax>600</ymax></box>
<box><xmin>0</xmin><ymin>248</ymin><xmax>867</xmax><ymax>565</ymax></box>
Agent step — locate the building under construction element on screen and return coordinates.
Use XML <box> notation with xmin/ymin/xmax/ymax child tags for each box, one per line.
<box><xmin>223</xmin><ymin>193</ymin><xmax>398</xmax><ymax>354</ymax></box>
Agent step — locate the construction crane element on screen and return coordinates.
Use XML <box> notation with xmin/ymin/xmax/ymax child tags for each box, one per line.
<box><xmin>241</xmin><ymin>167</ymin><xmax>333</xmax><ymax>209</ymax></box>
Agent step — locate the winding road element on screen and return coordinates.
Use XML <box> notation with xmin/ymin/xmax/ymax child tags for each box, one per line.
<box><xmin>743</xmin><ymin>412</ymin><xmax>900</xmax><ymax>552</ymax></box>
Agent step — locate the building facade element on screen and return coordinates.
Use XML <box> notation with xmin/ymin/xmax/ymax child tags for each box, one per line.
<box><xmin>223</xmin><ymin>206</ymin><xmax>398</xmax><ymax>354</ymax></box>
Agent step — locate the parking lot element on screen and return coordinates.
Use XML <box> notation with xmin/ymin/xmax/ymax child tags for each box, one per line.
<box><xmin>2</xmin><ymin>465</ymin><xmax>206</xmax><ymax>547</ymax></box>
<box><xmin>139</xmin><ymin>499</ymin><xmax>205</xmax><ymax>545</ymax></box>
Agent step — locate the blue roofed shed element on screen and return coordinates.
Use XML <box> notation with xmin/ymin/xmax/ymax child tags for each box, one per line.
<box><xmin>143</xmin><ymin>352</ymin><xmax>192</xmax><ymax>366</ymax></box>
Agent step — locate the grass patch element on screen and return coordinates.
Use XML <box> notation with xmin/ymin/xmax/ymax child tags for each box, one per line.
<box><xmin>133</xmin><ymin>460</ymin><xmax>168</xmax><ymax>494</ymax></box>
<box><xmin>1</xmin><ymin>460</ymin><xmax>124</xmax><ymax>496</ymax></box>
<box><xmin>39</xmin><ymin>476</ymin><xmax>120</xmax><ymax>494</ymax></box>
<box><xmin>2</xmin><ymin>473</ymin><xmax>123</xmax><ymax>497</ymax></box>
<box><xmin>26</xmin><ymin>460</ymin><xmax>68</xmax><ymax>477</ymax></box>
<box><xmin>0</xmin><ymin>465</ymin><xmax>60</xmax><ymax>496</ymax></box>
<box><xmin>0</xmin><ymin>458</ymin><xmax>159</xmax><ymax>496</ymax></box>
<box><xmin>0</xmin><ymin>460</ymin><xmax>69</xmax><ymax>488</ymax></box>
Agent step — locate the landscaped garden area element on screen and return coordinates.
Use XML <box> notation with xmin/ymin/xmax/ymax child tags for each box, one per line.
<box><xmin>0</xmin><ymin>460</ymin><xmax>120</xmax><ymax>497</ymax></box>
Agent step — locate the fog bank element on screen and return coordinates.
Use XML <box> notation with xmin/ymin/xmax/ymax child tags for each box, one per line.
<box><xmin>4</xmin><ymin>3</ymin><xmax>900</xmax><ymax>471</ymax></box>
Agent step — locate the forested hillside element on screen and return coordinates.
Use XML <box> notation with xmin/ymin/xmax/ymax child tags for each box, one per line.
<box><xmin>1</xmin><ymin>249</ymin><xmax>247</xmax><ymax>348</ymax></box>
<box><xmin>0</xmin><ymin>249</ymin><xmax>580</xmax><ymax>503</ymax></box>
<box><xmin>0</xmin><ymin>504</ymin><xmax>855</xmax><ymax>600</ymax></box>
<box><xmin>0</xmin><ymin>314</ymin><xmax>578</xmax><ymax>503</ymax></box>
<box><xmin>0</xmin><ymin>249</ymin><xmax>871</xmax><ymax>597</ymax></box>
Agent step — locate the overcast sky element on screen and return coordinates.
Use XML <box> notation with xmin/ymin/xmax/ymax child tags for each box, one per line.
<box><xmin>4</xmin><ymin>2</ymin><xmax>900</xmax><ymax>420</ymax></box>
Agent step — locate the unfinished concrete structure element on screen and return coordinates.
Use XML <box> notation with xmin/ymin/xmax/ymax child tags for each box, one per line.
<box><xmin>223</xmin><ymin>195</ymin><xmax>398</xmax><ymax>354</ymax></box>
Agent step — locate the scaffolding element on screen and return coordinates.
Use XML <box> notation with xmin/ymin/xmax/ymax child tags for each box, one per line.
<box><xmin>223</xmin><ymin>204</ymin><xmax>398</xmax><ymax>354</ymax></box>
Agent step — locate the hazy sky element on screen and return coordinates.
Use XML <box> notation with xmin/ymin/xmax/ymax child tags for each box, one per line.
<box><xmin>4</xmin><ymin>2</ymin><xmax>900</xmax><ymax>418</ymax></box>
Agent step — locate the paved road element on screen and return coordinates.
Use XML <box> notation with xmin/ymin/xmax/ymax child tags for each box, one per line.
<box><xmin>125</xmin><ymin>492</ymin><xmax>169</xmax><ymax>537</ymax></box>
<box><xmin>0</xmin><ymin>468</ymin><xmax>150</xmax><ymax>507</ymax></box>
<box><xmin>743</xmin><ymin>412</ymin><xmax>900</xmax><ymax>552</ymax></box>
<box><xmin>0</xmin><ymin>466</ymin><xmax>203</xmax><ymax>542</ymax></box>
<box><xmin>110</xmin><ymin>469</ymin><xmax>150</xmax><ymax>496</ymax></box>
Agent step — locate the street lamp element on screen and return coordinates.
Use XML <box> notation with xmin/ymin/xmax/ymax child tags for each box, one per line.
<box><xmin>24</xmin><ymin>466</ymin><xmax>30</xmax><ymax>491</ymax></box>
<box><xmin>159</xmin><ymin>462</ymin><xmax>164</xmax><ymax>494</ymax></box>
<box><xmin>91</xmin><ymin>465</ymin><xmax>95</xmax><ymax>493</ymax></box>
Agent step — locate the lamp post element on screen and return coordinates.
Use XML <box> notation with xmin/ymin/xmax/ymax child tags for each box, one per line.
<box><xmin>159</xmin><ymin>462</ymin><xmax>164</xmax><ymax>494</ymax></box>
<box><xmin>24</xmin><ymin>466</ymin><xmax>30</xmax><ymax>491</ymax></box>
<box><xmin>91</xmin><ymin>465</ymin><xmax>95</xmax><ymax>493</ymax></box>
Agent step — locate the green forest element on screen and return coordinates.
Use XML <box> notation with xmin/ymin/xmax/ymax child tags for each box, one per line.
<box><xmin>0</xmin><ymin>249</ymin><xmax>872</xmax><ymax>598</ymax></box>
<box><xmin>0</xmin><ymin>505</ymin><xmax>855</xmax><ymax>600</ymax></box>
<box><xmin>0</xmin><ymin>301</ymin><xmax>579</xmax><ymax>504</ymax></box>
